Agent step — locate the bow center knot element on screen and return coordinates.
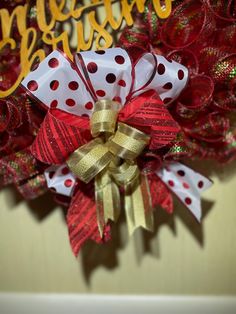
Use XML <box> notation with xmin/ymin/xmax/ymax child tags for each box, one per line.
<box><xmin>67</xmin><ymin>99</ymin><xmax>150</xmax><ymax>184</ymax></box>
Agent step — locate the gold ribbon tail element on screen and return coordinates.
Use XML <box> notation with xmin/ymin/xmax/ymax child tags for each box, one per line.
<box><xmin>95</xmin><ymin>170</ymin><xmax>121</xmax><ymax>236</ymax></box>
<box><xmin>124</xmin><ymin>173</ymin><xmax>154</xmax><ymax>235</ymax></box>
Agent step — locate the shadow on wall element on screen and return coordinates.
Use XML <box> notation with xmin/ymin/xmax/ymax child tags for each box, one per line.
<box><xmin>79</xmin><ymin>195</ymin><xmax>213</xmax><ymax>283</ymax></box>
<box><xmin>3</xmin><ymin>158</ymin><xmax>236</xmax><ymax>282</ymax></box>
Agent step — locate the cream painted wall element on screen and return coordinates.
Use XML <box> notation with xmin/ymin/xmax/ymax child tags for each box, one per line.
<box><xmin>0</xmin><ymin>160</ymin><xmax>236</xmax><ymax>295</ymax></box>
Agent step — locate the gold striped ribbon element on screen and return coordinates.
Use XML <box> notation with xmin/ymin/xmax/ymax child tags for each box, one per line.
<box><xmin>67</xmin><ymin>99</ymin><xmax>154</xmax><ymax>236</ymax></box>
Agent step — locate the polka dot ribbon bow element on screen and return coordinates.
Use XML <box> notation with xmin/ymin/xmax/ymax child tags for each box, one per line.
<box><xmin>22</xmin><ymin>48</ymin><xmax>212</xmax><ymax>255</ymax></box>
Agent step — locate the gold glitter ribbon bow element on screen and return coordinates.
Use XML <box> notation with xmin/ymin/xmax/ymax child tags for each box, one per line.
<box><xmin>67</xmin><ymin>99</ymin><xmax>154</xmax><ymax>236</ymax></box>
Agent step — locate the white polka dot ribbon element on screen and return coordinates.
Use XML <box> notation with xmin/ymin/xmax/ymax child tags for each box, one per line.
<box><xmin>21</xmin><ymin>48</ymin><xmax>188</xmax><ymax>118</ymax></box>
<box><xmin>44</xmin><ymin>164</ymin><xmax>76</xmax><ymax>197</ymax></box>
<box><xmin>156</xmin><ymin>162</ymin><xmax>213</xmax><ymax>221</ymax></box>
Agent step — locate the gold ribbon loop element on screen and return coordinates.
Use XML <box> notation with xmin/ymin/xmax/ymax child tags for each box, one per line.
<box><xmin>109</xmin><ymin>123</ymin><xmax>150</xmax><ymax>161</ymax></box>
<box><xmin>66</xmin><ymin>138</ymin><xmax>112</xmax><ymax>184</ymax></box>
<box><xmin>91</xmin><ymin>99</ymin><xmax>121</xmax><ymax>137</ymax></box>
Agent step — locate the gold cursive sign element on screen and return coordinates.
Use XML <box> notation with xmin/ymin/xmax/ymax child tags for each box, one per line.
<box><xmin>0</xmin><ymin>0</ymin><xmax>174</xmax><ymax>97</ymax></box>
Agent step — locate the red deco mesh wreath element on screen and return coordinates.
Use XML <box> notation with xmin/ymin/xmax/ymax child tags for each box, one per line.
<box><xmin>118</xmin><ymin>0</ymin><xmax>236</xmax><ymax>163</ymax></box>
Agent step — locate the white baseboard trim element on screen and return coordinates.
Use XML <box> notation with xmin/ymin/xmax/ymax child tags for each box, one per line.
<box><xmin>0</xmin><ymin>293</ymin><xmax>236</xmax><ymax>314</ymax></box>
